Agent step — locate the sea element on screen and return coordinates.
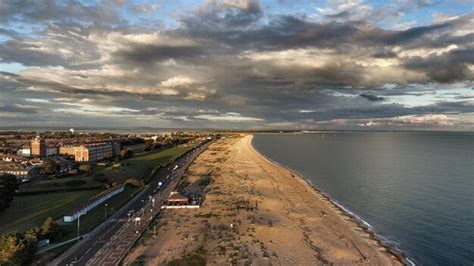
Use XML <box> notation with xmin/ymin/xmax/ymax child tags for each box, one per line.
<box><xmin>252</xmin><ymin>132</ymin><xmax>474</xmax><ymax>265</ymax></box>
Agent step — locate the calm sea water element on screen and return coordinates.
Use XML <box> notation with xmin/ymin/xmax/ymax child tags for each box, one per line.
<box><xmin>253</xmin><ymin>132</ymin><xmax>474</xmax><ymax>265</ymax></box>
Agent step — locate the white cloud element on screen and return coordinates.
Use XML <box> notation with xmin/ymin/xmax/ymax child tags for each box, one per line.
<box><xmin>316</xmin><ymin>0</ymin><xmax>374</xmax><ymax>21</ymax></box>
<box><xmin>359</xmin><ymin>114</ymin><xmax>455</xmax><ymax>127</ymax></box>
<box><xmin>195</xmin><ymin>112</ymin><xmax>263</xmax><ymax>122</ymax></box>
<box><xmin>160</xmin><ymin>76</ymin><xmax>200</xmax><ymax>87</ymax></box>
<box><xmin>25</xmin><ymin>98</ymin><xmax>50</xmax><ymax>103</ymax></box>
<box><xmin>53</xmin><ymin>102</ymin><xmax>140</xmax><ymax>115</ymax></box>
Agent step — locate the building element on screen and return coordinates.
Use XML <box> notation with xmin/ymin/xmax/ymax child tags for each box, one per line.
<box><xmin>0</xmin><ymin>162</ymin><xmax>40</xmax><ymax>182</ymax></box>
<box><xmin>63</xmin><ymin>185</ymin><xmax>125</xmax><ymax>222</ymax></box>
<box><xmin>49</xmin><ymin>158</ymin><xmax>75</xmax><ymax>174</ymax></box>
<box><xmin>112</xmin><ymin>142</ymin><xmax>121</xmax><ymax>157</ymax></box>
<box><xmin>161</xmin><ymin>191</ymin><xmax>200</xmax><ymax>209</ymax></box>
<box><xmin>61</xmin><ymin>142</ymin><xmax>119</xmax><ymax>161</ymax></box>
<box><xmin>17</xmin><ymin>147</ymin><xmax>31</xmax><ymax>157</ymax></box>
<box><xmin>165</xmin><ymin>191</ymin><xmax>189</xmax><ymax>205</ymax></box>
<box><xmin>31</xmin><ymin>134</ymin><xmax>46</xmax><ymax>157</ymax></box>
<box><xmin>59</xmin><ymin>145</ymin><xmax>76</xmax><ymax>156</ymax></box>
<box><xmin>122</xmin><ymin>143</ymin><xmax>145</xmax><ymax>153</ymax></box>
<box><xmin>46</xmin><ymin>146</ymin><xmax>59</xmax><ymax>157</ymax></box>
<box><xmin>74</xmin><ymin>143</ymin><xmax>113</xmax><ymax>162</ymax></box>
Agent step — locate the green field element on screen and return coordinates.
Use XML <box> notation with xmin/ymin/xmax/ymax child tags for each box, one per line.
<box><xmin>0</xmin><ymin>190</ymin><xmax>100</xmax><ymax>235</ymax></box>
<box><xmin>0</xmin><ymin>144</ymin><xmax>196</xmax><ymax>237</ymax></box>
<box><xmin>60</xmin><ymin>186</ymin><xmax>141</xmax><ymax>240</ymax></box>
<box><xmin>101</xmin><ymin>144</ymin><xmax>195</xmax><ymax>183</ymax></box>
<box><xmin>18</xmin><ymin>144</ymin><xmax>195</xmax><ymax>194</ymax></box>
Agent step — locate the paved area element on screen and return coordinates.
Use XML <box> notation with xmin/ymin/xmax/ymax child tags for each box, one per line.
<box><xmin>50</xmin><ymin>141</ymin><xmax>211</xmax><ymax>266</ymax></box>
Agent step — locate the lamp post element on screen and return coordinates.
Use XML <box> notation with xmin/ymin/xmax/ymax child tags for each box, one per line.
<box><xmin>104</xmin><ymin>203</ymin><xmax>108</xmax><ymax>220</ymax></box>
<box><xmin>77</xmin><ymin>212</ymin><xmax>85</xmax><ymax>242</ymax></box>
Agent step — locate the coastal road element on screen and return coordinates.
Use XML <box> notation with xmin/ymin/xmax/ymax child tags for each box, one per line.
<box><xmin>52</xmin><ymin>141</ymin><xmax>211</xmax><ymax>266</ymax></box>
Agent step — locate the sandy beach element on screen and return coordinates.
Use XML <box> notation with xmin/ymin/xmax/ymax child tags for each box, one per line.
<box><xmin>124</xmin><ymin>135</ymin><xmax>403</xmax><ymax>265</ymax></box>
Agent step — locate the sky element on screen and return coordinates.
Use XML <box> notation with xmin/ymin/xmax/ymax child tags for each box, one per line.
<box><xmin>0</xmin><ymin>0</ymin><xmax>473</xmax><ymax>131</ymax></box>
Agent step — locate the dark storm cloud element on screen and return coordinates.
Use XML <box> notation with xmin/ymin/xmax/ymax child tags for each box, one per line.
<box><xmin>0</xmin><ymin>71</ymin><xmax>19</xmax><ymax>78</ymax></box>
<box><xmin>198</xmin><ymin>0</ymin><xmax>262</xmax><ymax>27</ymax></box>
<box><xmin>114</xmin><ymin>44</ymin><xmax>206</xmax><ymax>64</ymax></box>
<box><xmin>403</xmin><ymin>47</ymin><xmax>474</xmax><ymax>83</ymax></box>
<box><xmin>0</xmin><ymin>0</ymin><xmax>473</xmax><ymax>129</ymax></box>
<box><xmin>177</xmin><ymin>10</ymin><xmax>472</xmax><ymax>66</ymax></box>
<box><xmin>381</xmin><ymin>23</ymin><xmax>450</xmax><ymax>46</ymax></box>
<box><xmin>372</xmin><ymin>49</ymin><xmax>398</xmax><ymax>58</ymax></box>
<box><xmin>0</xmin><ymin>0</ymin><xmax>122</xmax><ymax>25</ymax></box>
<box><xmin>359</xmin><ymin>94</ymin><xmax>385</xmax><ymax>101</ymax></box>
<box><xmin>179</xmin><ymin>15</ymin><xmax>364</xmax><ymax>51</ymax></box>
<box><xmin>0</xmin><ymin>105</ymin><xmax>37</xmax><ymax>114</ymax></box>
<box><xmin>0</xmin><ymin>39</ymin><xmax>70</xmax><ymax>67</ymax></box>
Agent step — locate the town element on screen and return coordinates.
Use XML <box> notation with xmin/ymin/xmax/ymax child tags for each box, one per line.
<box><xmin>0</xmin><ymin>129</ymin><xmax>215</xmax><ymax>264</ymax></box>
<box><xmin>0</xmin><ymin>130</ymin><xmax>201</xmax><ymax>182</ymax></box>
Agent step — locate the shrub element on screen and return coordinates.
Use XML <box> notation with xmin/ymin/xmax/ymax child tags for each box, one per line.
<box><xmin>120</xmin><ymin>149</ymin><xmax>133</xmax><ymax>159</ymax></box>
<box><xmin>41</xmin><ymin>217</ymin><xmax>62</xmax><ymax>241</ymax></box>
<box><xmin>124</xmin><ymin>178</ymin><xmax>144</xmax><ymax>187</ymax></box>
<box><xmin>79</xmin><ymin>164</ymin><xmax>91</xmax><ymax>173</ymax></box>
<box><xmin>65</xmin><ymin>180</ymin><xmax>87</xmax><ymax>186</ymax></box>
<box><xmin>93</xmin><ymin>177</ymin><xmax>109</xmax><ymax>184</ymax></box>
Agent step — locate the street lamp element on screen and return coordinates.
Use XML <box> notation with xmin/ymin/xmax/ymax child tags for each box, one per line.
<box><xmin>104</xmin><ymin>203</ymin><xmax>108</xmax><ymax>220</ymax></box>
<box><xmin>77</xmin><ymin>212</ymin><xmax>85</xmax><ymax>242</ymax></box>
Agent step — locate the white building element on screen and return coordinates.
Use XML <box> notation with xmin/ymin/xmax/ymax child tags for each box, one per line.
<box><xmin>17</xmin><ymin>148</ymin><xmax>31</xmax><ymax>157</ymax></box>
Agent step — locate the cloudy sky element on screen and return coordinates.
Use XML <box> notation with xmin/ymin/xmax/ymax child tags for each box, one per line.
<box><xmin>0</xmin><ymin>0</ymin><xmax>473</xmax><ymax>130</ymax></box>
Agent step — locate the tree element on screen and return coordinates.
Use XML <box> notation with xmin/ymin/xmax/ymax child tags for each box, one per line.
<box><xmin>79</xmin><ymin>164</ymin><xmax>91</xmax><ymax>173</ymax></box>
<box><xmin>41</xmin><ymin>217</ymin><xmax>61</xmax><ymax>241</ymax></box>
<box><xmin>24</xmin><ymin>227</ymin><xmax>41</xmax><ymax>243</ymax></box>
<box><xmin>143</xmin><ymin>142</ymin><xmax>152</xmax><ymax>152</ymax></box>
<box><xmin>120</xmin><ymin>149</ymin><xmax>133</xmax><ymax>159</ymax></box>
<box><xmin>0</xmin><ymin>174</ymin><xmax>18</xmax><ymax>213</ymax></box>
<box><xmin>124</xmin><ymin>178</ymin><xmax>144</xmax><ymax>187</ymax></box>
<box><xmin>0</xmin><ymin>231</ymin><xmax>36</xmax><ymax>265</ymax></box>
<box><xmin>42</xmin><ymin>159</ymin><xmax>59</xmax><ymax>175</ymax></box>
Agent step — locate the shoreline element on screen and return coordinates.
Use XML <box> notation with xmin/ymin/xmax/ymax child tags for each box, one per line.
<box><xmin>249</xmin><ymin>134</ymin><xmax>412</xmax><ymax>266</ymax></box>
<box><xmin>126</xmin><ymin>135</ymin><xmax>408</xmax><ymax>265</ymax></box>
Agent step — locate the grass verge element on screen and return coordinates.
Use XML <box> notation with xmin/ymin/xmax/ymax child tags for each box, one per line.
<box><xmin>0</xmin><ymin>190</ymin><xmax>100</xmax><ymax>235</ymax></box>
<box><xmin>59</xmin><ymin>185</ymin><xmax>142</xmax><ymax>240</ymax></box>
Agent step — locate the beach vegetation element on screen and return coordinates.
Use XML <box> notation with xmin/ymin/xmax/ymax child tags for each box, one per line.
<box><xmin>166</xmin><ymin>246</ymin><xmax>206</xmax><ymax>266</ymax></box>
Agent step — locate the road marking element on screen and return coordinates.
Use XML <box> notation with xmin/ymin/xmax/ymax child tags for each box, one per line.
<box><xmin>69</xmin><ymin>145</ymin><xmax>209</xmax><ymax>266</ymax></box>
